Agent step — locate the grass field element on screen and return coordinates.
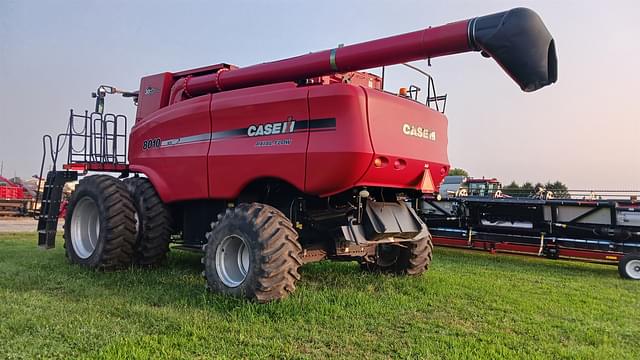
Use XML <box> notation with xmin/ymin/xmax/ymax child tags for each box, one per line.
<box><xmin>0</xmin><ymin>233</ymin><xmax>638</xmax><ymax>359</ymax></box>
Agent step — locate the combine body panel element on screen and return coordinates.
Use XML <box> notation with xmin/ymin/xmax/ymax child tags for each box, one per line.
<box><xmin>131</xmin><ymin>80</ymin><xmax>450</xmax><ymax>200</ymax></box>
<box><xmin>129</xmin><ymin>95</ymin><xmax>212</xmax><ymax>202</ymax></box>
<box><xmin>36</xmin><ymin>8</ymin><xmax>569</xmax><ymax>302</ymax></box>
<box><xmin>359</xmin><ymin>88</ymin><xmax>448</xmax><ymax>190</ymax></box>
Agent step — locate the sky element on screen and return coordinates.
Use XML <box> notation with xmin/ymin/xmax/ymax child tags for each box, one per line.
<box><xmin>1</xmin><ymin>0</ymin><xmax>639</xmax><ymax>190</ymax></box>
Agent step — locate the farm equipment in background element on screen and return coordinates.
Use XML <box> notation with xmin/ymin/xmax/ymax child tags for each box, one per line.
<box><xmin>35</xmin><ymin>7</ymin><xmax>557</xmax><ymax>301</ymax></box>
<box><xmin>421</xmin><ymin>195</ymin><xmax>640</xmax><ymax>279</ymax></box>
<box><xmin>0</xmin><ymin>176</ymin><xmax>34</xmax><ymax>216</ymax></box>
<box><xmin>439</xmin><ymin>176</ymin><xmax>506</xmax><ymax>198</ymax></box>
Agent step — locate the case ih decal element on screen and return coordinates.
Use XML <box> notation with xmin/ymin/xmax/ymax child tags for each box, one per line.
<box><xmin>154</xmin><ymin>118</ymin><xmax>337</xmax><ymax>149</ymax></box>
<box><xmin>247</xmin><ymin>120</ymin><xmax>296</xmax><ymax>137</ymax></box>
<box><xmin>402</xmin><ymin>123</ymin><xmax>436</xmax><ymax>141</ymax></box>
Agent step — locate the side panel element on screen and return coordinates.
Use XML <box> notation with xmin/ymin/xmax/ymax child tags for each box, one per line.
<box><xmin>136</xmin><ymin>72</ymin><xmax>173</xmax><ymax>123</ymax></box>
<box><xmin>305</xmin><ymin>84</ymin><xmax>374</xmax><ymax>196</ymax></box>
<box><xmin>359</xmin><ymin>89</ymin><xmax>449</xmax><ymax>191</ymax></box>
<box><xmin>208</xmin><ymin>84</ymin><xmax>310</xmax><ymax>199</ymax></box>
<box><xmin>129</xmin><ymin>95</ymin><xmax>212</xmax><ymax>202</ymax></box>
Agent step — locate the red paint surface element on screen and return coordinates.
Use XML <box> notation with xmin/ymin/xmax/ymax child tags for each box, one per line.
<box><xmin>0</xmin><ymin>176</ymin><xmax>26</xmax><ymax>200</ymax></box>
<box><xmin>130</xmin><ymin>95</ymin><xmax>212</xmax><ymax>202</ymax></box>
<box><xmin>129</xmin><ymin>81</ymin><xmax>451</xmax><ymax>201</ymax></box>
<box><xmin>169</xmin><ymin>20</ymin><xmax>470</xmax><ymax>99</ymax></box>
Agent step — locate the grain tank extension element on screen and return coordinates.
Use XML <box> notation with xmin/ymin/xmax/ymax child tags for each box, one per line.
<box><xmin>37</xmin><ymin>8</ymin><xmax>556</xmax><ymax>301</ymax></box>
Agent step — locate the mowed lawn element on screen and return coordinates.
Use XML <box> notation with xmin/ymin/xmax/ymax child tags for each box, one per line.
<box><xmin>0</xmin><ymin>233</ymin><xmax>638</xmax><ymax>360</ymax></box>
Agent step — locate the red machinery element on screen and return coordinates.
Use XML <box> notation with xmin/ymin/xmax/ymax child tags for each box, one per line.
<box><xmin>0</xmin><ymin>176</ymin><xmax>32</xmax><ymax>216</ymax></box>
<box><xmin>37</xmin><ymin>8</ymin><xmax>557</xmax><ymax>301</ymax></box>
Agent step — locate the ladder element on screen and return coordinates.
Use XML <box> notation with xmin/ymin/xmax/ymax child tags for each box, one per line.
<box><xmin>36</xmin><ymin>170</ymin><xmax>77</xmax><ymax>249</ymax></box>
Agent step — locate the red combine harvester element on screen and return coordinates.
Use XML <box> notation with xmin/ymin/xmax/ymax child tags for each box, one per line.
<box><xmin>37</xmin><ymin>8</ymin><xmax>557</xmax><ymax>301</ymax></box>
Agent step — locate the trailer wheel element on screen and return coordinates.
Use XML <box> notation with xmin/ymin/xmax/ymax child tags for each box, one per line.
<box><xmin>618</xmin><ymin>253</ymin><xmax>640</xmax><ymax>280</ymax></box>
<box><xmin>63</xmin><ymin>175</ymin><xmax>136</xmax><ymax>270</ymax></box>
<box><xmin>361</xmin><ymin>233</ymin><xmax>433</xmax><ymax>276</ymax></box>
<box><xmin>203</xmin><ymin>203</ymin><xmax>303</xmax><ymax>302</ymax></box>
<box><xmin>123</xmin><ymin>177</ymin><xmax>173</xmax><ymax>266</ymax></box>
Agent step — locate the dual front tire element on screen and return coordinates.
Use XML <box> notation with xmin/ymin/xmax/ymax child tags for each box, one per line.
<box><xmin>64</xmin><ymin>175</ymin><xmax>171</xmax><ymax>269</ymax></box>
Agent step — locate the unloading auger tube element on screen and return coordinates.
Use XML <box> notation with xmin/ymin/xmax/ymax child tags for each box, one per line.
<box><xmin>171</xmin><ymin>7</ymin><xmax>557</xmax><ymax>99</ymax></box>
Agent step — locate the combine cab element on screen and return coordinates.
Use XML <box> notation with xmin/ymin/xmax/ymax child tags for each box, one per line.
<box><xmin>37</xmin><ymin>8</ymin><xmax>558</xmax><ymax>301</ymax></box>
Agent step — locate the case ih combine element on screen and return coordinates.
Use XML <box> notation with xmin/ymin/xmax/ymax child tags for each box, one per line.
<box><xmin>37</xmin><ymin>8</ymin><xmax>557</xmax><ymax>301</ymax></box>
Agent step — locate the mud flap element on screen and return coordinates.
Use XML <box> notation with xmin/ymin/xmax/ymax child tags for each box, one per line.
<box><xmin>341</xmin><ymin>201</ymin><xmax>429</xmax><ymax>245</ymax></box>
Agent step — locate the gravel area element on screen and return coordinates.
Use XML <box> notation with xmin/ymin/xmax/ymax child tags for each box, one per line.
<box><xmin>0</xmin><ymin>217</ymin><xmax>63</xmax><ymax>233</ymax></box>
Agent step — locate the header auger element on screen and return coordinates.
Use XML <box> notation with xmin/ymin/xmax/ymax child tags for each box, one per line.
<box><xmin>37</xmin><ymin>8</ymin><xmax>557</xmax><ymax>302</ymax></box>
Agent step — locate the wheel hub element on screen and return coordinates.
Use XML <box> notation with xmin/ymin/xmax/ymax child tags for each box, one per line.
<box><xmin>70</xmin><ymin>197</ymin><xmax>100</xmax><ymax>259</ymax></box>
<box><xmin>215</xmin><ymin>235</ymin><xmax>250</xmax><ymax>287</ymax></box>
<box><xmin>627</xmin><ymin>259</ymin><xmax>640</xmax><ymax>280</ymax></box>
<box><xmin>376</xmin><ymin>244</ymin><xmax>400</xmax><ymax>267</ymax></box>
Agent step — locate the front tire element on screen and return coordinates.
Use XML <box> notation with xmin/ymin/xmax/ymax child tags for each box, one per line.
<box><xmin>123</xmin><ymin>177</ymin><xmax>173</xmax><ymax>266</ymax></box>
<box><xmin>64</xmin><ymin>175</ymin><xmax>136</xmax><ymax>270</ymax></box>
<box><xmin>203</xmin><ymin>203</ymin><xmax>303</xmax><ymax>302</ymax></box>
<box><xmin>618</xmin><ymin>253</ymin><xmax>640</xmax><ymax>280</ymax></box>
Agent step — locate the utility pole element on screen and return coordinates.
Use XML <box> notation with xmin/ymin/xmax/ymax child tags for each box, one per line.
<box><xmin>1</xmin><ymin>160</ymin><xmax>3</xmax><ymax>176</ymax></box>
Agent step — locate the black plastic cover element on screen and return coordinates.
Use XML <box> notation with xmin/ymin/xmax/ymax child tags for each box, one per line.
<box><xmin>469</xmin><ymin>7</ymin><xmax>557</xmax><ymax>92</ymax></box>
<box><xmin>362</xmin><ymin>202</ymin><xmax>423</xmax><ymax>241</ymax></box>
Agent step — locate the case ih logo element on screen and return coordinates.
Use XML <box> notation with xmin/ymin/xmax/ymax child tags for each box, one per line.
<box><xmin>247</xmin><ymin>120</ymin><xmax>296</xmax><ymax>137</ymax></box>
<box><xmin>403</xmin><ymin>123</ymin><xmax>436</xmax><ymax>141</ymax></box>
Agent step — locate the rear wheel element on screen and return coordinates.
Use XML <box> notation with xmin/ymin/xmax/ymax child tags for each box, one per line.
<box><xmin>361</xmin><ymin>233</ymin><xmax>433</xmax><ymax>276</ymax></box>
<box><xmin>203</xmin><ymin>203</ymin><xmax>303</xmax><ymax>302</ymax></box>
<box><xmin>63</xmin><ymin>175</ymin><xmax>136</xmax><ymax>270</ymax></box>
<box><xmin>123</xmin><ymin>177</ymin><xmax>173</xmax><ymax>266</ymax></box>
<box><xmin>618</xmin><ymin>253</ymin><xmax>640</xmax><ymax>280</ymax></box>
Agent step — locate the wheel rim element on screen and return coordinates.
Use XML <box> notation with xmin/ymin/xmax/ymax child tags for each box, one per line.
<box><xmin>626</xmin><ymin>259</ymin><xmax>640</xmax><ymax>280</ymax></box>
<box><xmin>70</xmin><ymin>197</ymin><xmax>101</xmax><ymax>259</ymax></box>
<box><xmin>215</xmin><ymin>235</ymin><xmax>250</xmax><ymax>287</ymax></box>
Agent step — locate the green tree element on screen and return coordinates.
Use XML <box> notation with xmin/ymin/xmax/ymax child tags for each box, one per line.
<box><xmin>448</xmin><ymin>168</ymin><xmax>469</xmax><ymax>177</ymax></box>
<box><xmin>502</xmin><ymin>181</ymin><xmax>521</xmax><ymax>197</ymax></box>
<box><xmin>520</xmin><ymin>182</ymin><xmax>534</xmax><ymax>196</ymax></box>
<box><xmin>546</xmin><ymin>181</ymin><xmax>570</xmax><ymax>198</ymax></box>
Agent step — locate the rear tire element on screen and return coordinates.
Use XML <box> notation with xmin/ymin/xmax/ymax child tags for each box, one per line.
<box><xmin>618</xmin><ymin>253</ymin><xmax>640</xmax><ymax>280</ymax></box>
<box><xmin>123</xmin><ymin>177</ymin><xmax>173</xmax><ymax>266</ymax></box>
<box><xmin>63</xmin><ymin>175</ymin><xmax>136</xmax><ymax>270</ymax></box>
<box><xmin>361</xmin><ymin>233</ymin><xmax>433</xmax><ymax>276</ymax></box>
<box><xmin>203</xmin><ymin>203</ymin><xmax>303</xmax><ymax>302</ymax></box>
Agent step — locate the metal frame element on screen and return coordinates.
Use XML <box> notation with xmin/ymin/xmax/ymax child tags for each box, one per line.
<box><xmin>421</xmin><ymin>197</ymin><xmax>640</xmax><ymax>264</ymax></box>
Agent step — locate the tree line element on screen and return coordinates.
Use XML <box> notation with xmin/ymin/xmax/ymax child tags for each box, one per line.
<box><xmin>448</xmin><ymin>168</ymin><xmax>570</xmax><ymax>198</ymax></box>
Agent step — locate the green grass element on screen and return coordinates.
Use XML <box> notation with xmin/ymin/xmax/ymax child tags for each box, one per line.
<box><xmin>0</xmin><ymin>233</ymin><xmax>638</xmax><ymax>360</ymax></box>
